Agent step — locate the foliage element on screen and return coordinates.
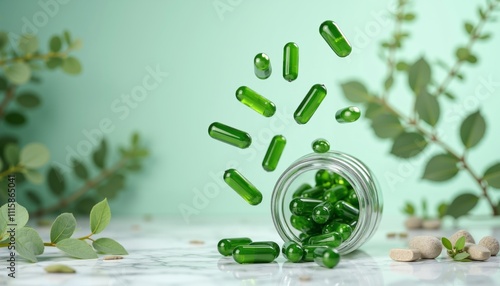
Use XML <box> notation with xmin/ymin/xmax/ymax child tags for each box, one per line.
<box><xmin>442</xmin><ymin>236</ymin><xmax>471</xmax><ymax>262</ymax></box>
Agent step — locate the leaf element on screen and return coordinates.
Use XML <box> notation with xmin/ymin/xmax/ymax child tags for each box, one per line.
<box><xmin>371</xmin><ymin>113</ymin><xmax>404</xmax><ymax>138</ymax></box>
<box><xmin>442</xmin><ymin>237</ymin><xmax>453</xmax><ymax>250</ymax></box>
<box><xmin>69</xmin><ymin>39</ymin><xmax>83</xmax><ymax>50</ymax></box>
<box><xmin>453</xmin><ymin>252</ymin><xmax>470</xmax><ymax>261</ymax></box>
<box><xmin>403</xmin><ymin>13</ymin><xmax>416</xmax><ymax>21</ymax></box>
<box><xmin>484</xmin><ymin>162</ymin><xmax>500</xmax><ymax>188</ymax></box>
<box><xmin>445</xmin><ymin>193</ymin><xmax>479</xmax><ymax>219</ymax></box>
<box><xmin>44</xmin><ymin>264</ymin><xmax>76</xmax><ymax>273</ymax></box>
<box><xmin>23</xmin><ymin>169</ymin><xmax>44</xmax><ymax>184</ymax></box>
<box><xmin>0</xmin><ymin>31</ymin><xmax>8</xmax><ymax>50</ymax></box>
<box><xmin>48</xmin><ymin>167</ymin><xmax>65</xmax><ymax>195</ymax></box>
<box><xmin>4</xmin><ymin>111</ymin><xmax>27</xmax><ymax>126</ymax></box>
<box><xmin>76</xmin><ymin>197</ymin><xmax>98</xmax><ymax>215</ymax></box>
<box><xmin>46</xmin><ymin>57</ymin><xmax>63</xmax><ymax>69</ymax></box>
<box><xmin>464</xmin><ymin>22</ymin><xmax>474</xmax><ymax>35</ymax></box>
<box><xmin>340</xmin><ymin>81</ymin><xmax>371</xmax><ymax>103</ymax></box>
<box><xmin>19</xmin><ymin>143</ymin><xmax>50</xmax><ymax>169</ymax></box>
<box><xmin>56</xmin><ymin>238</ymin><xmax>98</xmax><ymax>259</ymax></box>
<box><xmin>63</xmin><ymin>30</ymin><xmax>72</xmax><ymax>45</ymax></box>
<box><xmin>422</xmin><ymin>154</ymin><xmax>460</xmax><ymax>182</ymax></box>
<box><xmin>62</xmin><ymin>56</ymin><xmax>82</xmax><ymax>75</ymax></box>
<box><xmin>365</xmin><ymin>102</ymin><xmax>385</xmax><ymax>119</ymax></box>
<box><xmin>437</xmin><ymin>202</ymin><xmax>448</xmax><ymax>219</ymax></box>
<box><xmin>460</xmin><ymin>110</ymin><xmax>486</xmax><ymax>149</ymax></box>
<box><xmin>408</xmin><ymin>58</ymin><xmax>431</xmax><ymax>93</ymax></box>
<box><xmin>0</xmin><ymin>202</ymin><xmax>29</xmax><ymax>229</ymax></box>
<box><xmin>479</xmin><ymin>33</ymin><xmax>491</xmax><ymax>40</ymax></box>
<box><xmin>16</xmin><ymin>91</ymin><xmax>41</xmax><ymax>108</ymax></box>
<box><xmin>455</xmin><ymin>236</ymin><xmax>466</xmax><ymax>251</ymax></box>
<box><xmin>416</xmin><ymin>89</ymin><xmax>440</xmax><ymax>126</ymax></box>
<box><xmin>72</xmin><ymin>159</ymin><xmax>89</xmax><ymax>180</ymax></box>
<box><xmin>402</xmin><ymin>202</ymin><xmax>415</xmax><ymax>215</ymax></box>
<box><xmin>132</xmin><ymin>132</ymin><xmax>140</xmax><ymax>147</ymax></box>
<box><xmin>18</xmin><ymin>34</ymin><xmax>39</xmax><ymax>54</ymax></box>
<box><xmin>395</xmin><ymin>61</ymin><xmax>409</xmax><ymax>71</ymax></box>
<box><xmin>16</xmin><ymin>227</ymin><xmax>44</xmax><ymax>262</ymax></box>
<box><xmin>456</xmin><ymin>47</ymin><xmax>470</xmax><ymax>61</ymax></box>
<box><xmin>466</xmin><ymin>54</ymin><xmax>478</xmax><ymax>64</ymax></box>
<box><xmin>92</xmin><ymin>238</ymin><xmax>128</xmax><ymax>255</ymax></box>
<box><xmin>49</xmin><ymin>36</ymin><xmax>62</xmax><ymax>52</ymax></box>
<box><xmin>4</xmin><ymin>61</ymin><xmax>31</xmax><ymax>85</ymax></box>
<box><xmin>0</xmin><ymin>76</ymin><xmax>7</xmax><ymax>90</ymax></box>
<box><xmin>92</xmin><ymin>139</ymin><xmax>107</xmax><ymax>169</ymax></box>
<box><xmin>97</xmin><ymin>174</ymin><xmax>125</xmax><ymax>199</ymax></box>
<box><xmin>390</xmin><ymin>132</ymin><xmax>428</xmax><ymax>158</ymax></box>
<box><xmin>50</xmin><ymin>213</ymin><xmax>76</xmax><ymax>243</ymax></box>
<box><xmin>90</xmin><ymin>198</ymin><xmax>111</xmax><ymax>234</ymax></box>
<box><xmin>384</xmin><ymin>76</ymin><xmax>394</xmax><ymax>90</ymax></box>
<box><xmin>4</xmin><ymin>143</ymin><xmax>20</xmax><ymax>166</ymax></box>
<box><xmin>26</xmin><ymin>190</ymin><xmax>42</xmax><ymax>207</ymax></box>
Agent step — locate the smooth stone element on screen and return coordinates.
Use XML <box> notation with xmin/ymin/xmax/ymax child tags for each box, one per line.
<box><xmin>404</xmin><ymin>216</ymin><xmax>423</xmax><ymax>229</ymax></box>
<box><xmin>465</xmin><ymin>244</ymin><xmax>491</xmax><ymax>261</ymax></box>
<box><xmin>389</xmin><ymin>248</ymin><xmax>421</xmax><ymax>262</ymax></box>
<box><xmin>449</xmin><ymin>230</ymin><xmax>475</xmax><ymax>245</ymax></box>
<box><xmin>422</xmin><ymin>219</ymin><xmax>441</xmax><ymax>230</ymax></box>
<box><xmin>478</xmin><ymin>236</ymin><xmax>499</xmax><ymax>256</ymax></box>
<box><xmin>408</xmin><ymin>236</ymin><xmax>442</xmax><ymax>259</ymax></box>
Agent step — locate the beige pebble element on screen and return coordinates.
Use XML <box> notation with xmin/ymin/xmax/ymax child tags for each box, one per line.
<box><xmin>422</xmin><ymin>219</ymin><xmax>441</xmax><ymax>230</ymax></box>
<box><xmin>478</xmin><ymin>236</ymin><xmax>499</xmax><ymax>256</ymax></box>
<box><xmin>389</xmin><ymin>248</ymin><xmax>421</xmax><ymax>262</ymax></box>
<box><xmin>409</xmin><ymin>236</ymin><xmax>442</xmax><ymax>259</ymax></box>
<box><xmin>449</xmin><ymin>230</ymin><xmax>475</xmax><ymax>245</ymax></box>
<box><xmin>465</xmin><ymin>244</ymin><xmax>491</xmax><ymax>261</ymax></box>
<box><xmin>404</xmin><ymin>216</ymin><xmax>423</xmax><ymax>229</ymax></box>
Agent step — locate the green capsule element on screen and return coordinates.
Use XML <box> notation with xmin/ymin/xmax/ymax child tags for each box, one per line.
<box><xmin>307</xmin><ymin>232</ymin><xmax>343</xmax><ymax>248</ymax></box>
<box><xmin>262</xmin><ymin>135</ymin><xmax>286</xmax><ymax>172</ymax></box>
<box><xmin>312</xmin><ymin>138</ymin><xmax>330</xmax><ymax>153</ymax></box>
<box><xmin>347</xmin><ymin>190</ymin><xmax>359</xmax><ymax>208</ymax></box>
<box><xmin>217</xmin><ymin>237</ymin><xmax>252</xmax><ymax>256</ymax></box>
<box><xmin>322</xmin><ymin>222</ymin><xmax>353</xmax><ymax>241</ymax></box>
<box><xmin>294</xmin><ymin>84</ymin><xmax>327</xmax><ymax>124</ymax></box>
<box><xmin>236</xmin><ymin>86</ymin><xmax>276</xmax><ymax>117</ymax></box>
<box><xmin>315</xmin><ymin>169</ymin><xmax>335</xmax><ymax>189</ymax></box>
<box><xmin>334</xmin><ymin>173</ymin><xmax>351</xmax><ymax>187</ymax></box>
<box><xmin>302</xmin><ymin>245</ymin><xmax>328</xmax><ymax>262</ymax></box>
<box><xmin>335</xmin><ymin>106</ymin><xmax>361</xmax><ymax>123</ymax></box>
<box><xmin>333</xmin><ymin>200</ymin><xmax>359</xmax><ymax>221</ymax></box>
<box><xmin>208</xmin><ymin>122</ymin><xmax>252</xmax><ymax>149</ymax></box>
<box><xmin>249</xmin><ymin>241</ymin><xmax>280</xmax><ymax>259</ymax></box>
<box><xmin>232</xmin><ymin>245</ymin><xmax>276</xmax><ymax>264</ymax></box>
<box><xmin>324</xmin><ymin>185</ymin><xmax>349</xmax><ymax>203</ymax></box>
<box><xmin>292</xmin><ymin>183</ymin><xmax>312</xmax><ymax>198</ymax></box>
<box><xmin>283</xmin><ymin>42</ymin><xmax>299</xmax><ymax>82</ymax></box>
<box><xmin>300</xmin><ymin>186</ymin><xmax>324</xmax><ymax>199</ymax></box>
<box><xmin>299</xmin><ymin>232</ymin><xmax>311</xmax><ymax>245</ymax></box>
<box><xmin>312</xmin><ymin>201</ymin><xmax>334</xmax><ymax>224</ymax></box>
<box><xmin>282</xmin><ymin>241</ymin><xmax>304</xmax><ymax>263</ymax></box>
<box><xmin>319</xmin><ymin>20</ymin><xmax>352</xmax><ymax>57</ymax></box>
<box><xmin>254</xmin><ymin>53</ymin><xmax>272</xmax><ymax>80</ymax></box>
<box><xmin>223</xmin><ymin>169</ymin><xmax>263</xmax><ymax>205</ymax></box>
<box><xmin>290</xmin><ymin>215</ymin><xmax>320</xmax><ymax>234</ymax></box>
<box><xmin>350</xmin><ymin>220</ymin><xmax>358</xmax><ymax>229</ymax></box>
<box><xmin>314</xmin><ymin>247</ymin><xmax>340</xmax><ymax>268</ymax></box>
<box><xmin>289</xmin><ymin>198</ymin><xmax>322</xmax><ymax>216</ymax></box>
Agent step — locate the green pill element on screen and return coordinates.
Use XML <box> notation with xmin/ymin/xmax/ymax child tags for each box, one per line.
<box><xmin>290</xmin><ymin>215</ymin><xmax>319</xmax><ymax>234</ymax></box>
<box><xmin>294</xmin><ymin>84</ymin><xmax>327</xmax><ymax>124</ymax></box>
<box><xmin>289</xmin><ymin>198</ymin><xmax>322</xmax><ymax>216</ymax></box>
<box><xmin>333</xmin><ymin>200</ymin><xmax>359</xmax><ymax>221</ymax></box>
<box><xmin>322</xmin><ymin>222</ymin><xmax>353</xmax><ymax>241</ymax></box>
<box><xmin>347</xmin><ymin>190</ymin><xmax>359</xmax><ymax>208</ymax></box>
<box><xmin>302</xmin><ymin>245</ymin><xmax>328</xmax><ymax>262</ymax></box>
<box><xmin>208</xmin><ymin>122</ymin><xmax>252</xmax><ymax>149</ymax></box>
<box><xmin>223</xmin><ymin>169</ymin><xmax>263</xmax><ymax>205</ymax></box>
<box><xmin>283</xmin><ymin>42</ymin><xmax>299</xmax><ymax>82</ymax></box>
<box><xmin>262</xmin><ymin>135</ymin><xmax>286</xmax><ymax>172</ymax></box>
<box><xmin>334</xmin><ymin>173</ymin><xmax>351</xmax><ymax>187</ymax></box>
<box><xmin>335</xmin><ymin>106</ymin><xmax>361</xmax><ymax>123</ymax></box>
<box><xmin>217</xmin><ymin>237</ymin><xmax>252</xmax><ymax>256</ymax></box>
<box><xmin>312</xmin><ymin>138</ymin><xmax>330</xmax><ymax>153</ymax></box>
<box><xmin>324</xmin><ymin>185</ymin><xmax>349</xmax><ymax>203</ymax></box>
<box><xmin>292</xmin><ymin>183</ymin><xmax>312</xmax><ymax>198</ymax></box>
<box><xmin>254</xmin><ymin>53</ymin><xmax>272</xmax><ymax>80</ymax></box>
<box><xmin>300</xmin><ymin>186</ymin><xmax>324</xmax><ymax>199</ymax></box>
<box><xmin>308</xmin><ymin>232</ymin><xmax>343</xmax><ymax>248</ymax></box>
<box><xmin>249</xmin><ymin>241</ymin><xmax>280</xmax><ymax>259</ymax></box>
<box><xmin>312</xmin><ymin>201</ymin><xmax>334</xmax><ymax>224</ymax></box>
<box><xmin>282</xmin><ymin>241</ymin><xmax>304</xmax><ymax>263</ymax></box>
<box><xmin>319</xmin><ymin>20</ymin><xmax>352</xmax><ymax>57</ymax></box>
<box><xmin>232</xmin><ymin>245</ymin><xmax>276</xmax><ymax>264</ymax></box>
<box><xmin>315</xmin><ymin>169</ymin><xmax>335</xmax><ymax>189</ymax></box>
<box><xmin>314</xmin><ymin>247</ymin><xmax>340</xmax><ymax>268</ymax></box>
<box><xmin>236</xmin><ymin>86</ymin><xmax>276</xmax><ymax>117</ymax></box>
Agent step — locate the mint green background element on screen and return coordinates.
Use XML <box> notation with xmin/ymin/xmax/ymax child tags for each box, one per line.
<box><xmin>1</xmin><ymin>0</ymin><xmax>499</xmax><ymax>222</ymax></box>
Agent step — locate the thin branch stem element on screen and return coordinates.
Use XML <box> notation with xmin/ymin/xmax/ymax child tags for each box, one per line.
<box><xmin>0</xmin><ymin>165</ymin><xmax>23</xmax><ymax>180</ymax></box>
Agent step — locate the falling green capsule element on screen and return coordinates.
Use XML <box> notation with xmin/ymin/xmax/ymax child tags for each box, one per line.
<box><xmin>314</xmin><ymin>247</ymin><xmax>341</xmax><ymax>268</ymax></box>
<box><xmin>254</xmin><ymin>53</ymin><xmax>272</xmax><ymax>79</ymax></box>
<box><xmin>262</xmin><ymin>135</ymin><xmax>286</xmax><ymax>172</ymax></box>
<box><xmin>294</xmin><ymin>84</ymin><xmax>327</xmax><ymax>124</ymax></box>
<box><xmin>289</xmin><ymin>198</ymin><xmax>322</xmax><ymax>216</ymax></box>
<box><xmin>283</xmin><ymin>42</ymin><xmax>299</xmax><ymax>82</ymax></box>
<box><xmin>217</xmin><ymin>237</ymin><xmax>252</xmax><ymax>256</ymax></box>
<box><xmin>223</xmin><ymin>169</ymin><xmax>262</xmax><ymax>205</ymax></box>
<box><xmin>232</xmin><ymin>245</ymin><xmax>276</xmax><ymax>264</ymax></box>
<box><xmin>312</xmin><ymin>139</ymin><xmax>330</xmax><ymax>153</ymax></box>
<box><xmin>322</xmin><ymin>222</ymin><xmax>353</xmax><ymax>241</ymax></box>
<box><xmin>208</xmin><ymin>122</ymin><xmax>252</xmax><ymax>149</ymax></box>
<box><xmin>292</xmin><ymin>183</ymin><xmax>312</xmax><ymax>198</ymax></box>
<box><xmin>333</xmin><ymin>200</ymin><xmax>359</xmax><ymax>221</ymax></box>
<box><xmin>282</xmin><ymin>241</ymin><xmax>304</xmax><ymax>263</ymax></box>
<box><xmin>307</xmin><ymin>232</ymin><xmax>343</xmax><ymax>248</ymax></box>
<box><xmin>312</xmin><ymin>201</ymin><xmax>334</xmax><ymax>224</ymax></box>
<box><xmin>336</xmin><ymin>106</ymin><xmax>361</xmax><ymax>123</ymax></box>
<box><xmin>324</xmin><ymin>185</ymin><xmax>349</xmax><ymax>203</ymax></box>
<box><xmin>302</xmin><ymin>245</ymin><xmax>328</xmax><ymax>262</ymax></box>
<box><xmin>319</xmin><ymin>20</ymin><xmax>352</xmax><ymax>57</ymax></box>
<box><xmin>249</xmin><ymin>241</ymin><xmax>280</xmax><ymax>259</ymax></box>
<box><xmin>236</xmin><ymin>86</ymin><xmax>276</xmax><ymax>117</ymax></box>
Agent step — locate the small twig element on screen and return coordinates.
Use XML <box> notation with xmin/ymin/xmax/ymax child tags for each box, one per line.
<box><xmin>0</xmin><ymin>165</ymin><xmax>23</xmax><ymax>180</ymax></box>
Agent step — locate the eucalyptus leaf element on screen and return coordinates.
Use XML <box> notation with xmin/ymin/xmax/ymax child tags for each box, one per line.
<box><xmin>403</xmin><ymin>202</ymin><xmax>415</xmax><ymax>215</ymax></box>
<box><xmin>92</xmin><ymin>139</ymin><xmax>107</xmax><ymax>169</ymax></box>
<box><xmin>4</xmin><ymin>143</ymin><xmax>20</xmax><ymax>166</ymax></box>
<box><xmin>97</xmin><ymin>174</ymin><xmax>125</xmax><ymax>199</ymax></box>
<box><xmin>0</xmin><ymin>31</ymin><xmax>8</xmax><ymax>50</ymax></box>
<box><xmin>464</xmin><ymin>22</ymin><xmax>474</xmax><ymax>35</ymax></box>
<box><xmin>63</xmin><ymin>30</ymin><xmax>71</xmax><ymax>45</ymax></box>
<box><xmin>460</xmin><ymin>110</ymin><xmax>485</xmax><ymax>149</ymax></box>
<box><xmin>16</xmin><ymin>91</ymin><xmax>41</xmax><ymax>108</ymax></box>
<box><xmin>4</xmin><ymin>111</ymin><xmax>27</xmax><ymax>126</ymax></box>
<box><xmin>441</xmin><ymin>237</ymin><xmax>453</xmax><ymax>251</ymax></box>
<box><xmin>0</xmin><ymin>76</ymin><xmax>7</xmax><ymax>90</ymax></box>
<box><xmin>422</xmin><ymin>154</ymin><xmax>459</xmax><ymax>182</ymax></box>
<box><xmin>76</xmin><ymin>197</ymin><xmax>98</xmax><ymax>215</ymax></box>
<box><xmin>92</xmin><ymin>238</ymin><xmax>128</xmax><ymax>255</ymax></box>
<box><xmin>403</xmin><ymin>13</ymin><xmax>415</xmax><ymax>21</ymax></box>
<box><xmin>483</xmin><ymin>162</ymin><xmax>500</xmax><ymax>188</ymax></box>
<box><xmin>56</xmin><ymin>238</ymin><xmax>98</xmax><ymax>259</ymax></box>
<box><xmin>4</xmin><ymin>61</ymin><xmax>31</xmax><ymax>85</ymax></box>
<box><xmin>18</xmin><ymin>34</ymin><xmax>39</xmax><ymax>54</ymax></box>
<box><xmin>26</xmin><ymin>190</ymin><xmax>42</xmax><ymax>207</ymax></box>
<box><xmin>456</xmin><ymin>47</ymin><xmax>470</xmax><ymax>61</ymax></box>
<box><xmin>46</xmin><ymin>57</ymin><xmax>63</xmax><ymax>69</ymax></box>
<box><xmin>466</xmin><ymin>54</ymin><xmax>478</xmax><ymax>64</ymax></box>
<box><xmin>50</xmin><ymin>213</ymin><xmax>76</xmax><ymax>243</ymax></box>
<box><xmin>437</xmin><ymin>202</ymin><xmax>448</xmax><ymax>219</ymax></box>
<box><xmin>390</xmin><ymin>132</ymin><xmax>428</xmax><ymax>158</ymax></box>
<box><xmin>340</xmin><ymin>81</ymin><xmax>371</xmax><ymax>103</ymax></box>
<box><xmin>395</xmin><ymin>61</ymin><xmax>409</xmax><ymax>71</ymax></box>
<box><xmin>16</xmin><ymin>227</ymin><xmax>44</xmax><ymax>262</ymax></box>
<box><xmin>90</xmin><ymin>198</ymin><xmax>111</xmax><ymax>234</ymax></box>
<box><xmin>445</xmin><ymin>193</ymin><xmax>479</xmax><ymax>219</ymax></box>
<box><xmin>49</xmin><ymin>36</ymin><xmax>62</xmax><ymax>52</ymax></box>
<box><xmin>0</xmin><ymin>202</ymin><xmax>29</xmax><ymax>229</ymax></box>
<box><xmin>408</xmin><ymin>57</ymin><xmax>431</xmax><ymax>93</ymax></box>
<box><xmin>364</xmin><ymin>102</ymin><xmax>385</xmax><ymax>119</ymax></box>
<box><xmin>455</xmin><ymin>236</ymin><xmax>466</xmax><ymax>251</ymax></box>
<box><xmin>72</xmin><ymin>159</ymin><xmax>89</xmax><ymax>180</ymax></box>
<box><xmin>23</xmin><ymin>169</ymin><xmax>44</xmax><ymax>184</ymax></box>
<box><xmin>416</xmin><ymin>89</ymin><xmax>440</xmax><ymax>126</ymax></box>
<box><xmin>384</xmin><ymin>76</ymin><xmax>394</xmax><ymax>90</ymax></box>
<box><xmin>132</xmin><ymin>132</ymin><xmax>140</xmax><ymax>146</ymax></box>
<box><xmin>62</xmin><ymin>56</ymin><xmax>82</xmax><ymax>75</ymax></box>
<box><xmin>48</xmin><ymin>167</ymin><xmax>66</xmax><ymax>195</ymax></box>
<box><xmin>371</xmin><ymin>113</ymin><xmax>404</xmax><ymax>139</ymax></box>
<box><xmin>19</xmin><ymin>143</ymin><xmax>50</xmax><ymax>169</ymax></box>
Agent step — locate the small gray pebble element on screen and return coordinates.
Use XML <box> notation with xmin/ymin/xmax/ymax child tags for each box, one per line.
<box><xmin>389</xmin><ymin>248</ymin><xmax>421</xmax><ymax>262</ymax></box>
<box><xmin>422</xmin><ymin>219</ymin><xmax>441</xmax><ymax>230</ymax></box>
<box><xmin>478</xmin><ymin>236</ymin><xmax>499</xmax><ymax>256</ymax></box>
<box><xmin>449</xmin><ymin>230</ymin><xmax>475</xmax><ymax>245</ymax></box>
<box><xmin>465</xmin><ymin>244</ymin><xmax>491</xmax><ymax>261</ymax></box>
<box><xmin>404</xmin><ymin>216</ymin><xmax>423</xmax><ymax>229</ymax></box>
<box><xmin>409</xmin><ymin>236</ymin><xmax>442</xmax><ymax>259</ymax></box>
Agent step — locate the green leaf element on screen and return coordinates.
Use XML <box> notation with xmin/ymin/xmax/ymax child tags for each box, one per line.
<box><xmin>49</xmin><ymin>36</ymin><xmax>62</xmax><ymax>52</ymax></box>
<box><xmin>16</xmin><ymin>227</ymin><xmax>44</xmax><ymax>262</ymax></box>
<box><xmin>72</xmin><ymin>159</ymin><xmax>89</xmax><ymax>180</ymax></box>
<box><xmin>97</xmin><ymin>174</ymin><xmax>125</xmax><ymax>199</ymax></box>
<box><xmin>69</xmin><ymin>39</ymin><xmax>83</xmax><ymax>50</ymax></box>
<box><xmin>456</xmin><ymin>47</ymin><xmax>470</xmax><ymax>61</ymax></box>
<box><xmin>444</xmin><ymin>91</ymin><xmax>456</xmax><ymax>100</ymax></box>
<box><xmin>445</xmin><ymin>193</ymin><xmax>479</xmax><ymax>219</ymax></box>
<box><xmin>16</xmin><ymin>91</ymin><xmax>41</xmax><ymax>108</ymax></box>
<box><xmin>76</xmin><ymin>197</ymin><xmax>98</xmax><ymax>215</ymax></box>
<box><xmin>340</xmin><ymin>81</ymin><xmax>371</xmax><ymax>103</ymax></box>
<box><xmin>0</xmin><ymin>76</ymin><xmax>7</xmax><ymax>90</ymax></box>
<box><xmin>390</xmin><ymin>132</ymin><xmax>428</xmax><ymax>158</ymax></box>
<box><xmin>466</xmin><ymin>54</ymin><xmax>478</xmax><ymax>64</ymax></box>
<box><xmin>90</xmin><ymin>198</ymin><xmax>111</xmax><ymax>234</ymax></box>
<box><xmin>48</xmin><ymin>167</ymin><xmax>65</xmax><ymax>195</ymax></box>
<box><xmin>56</xmin><ymin>238</ymin><xmax>98</xmax><ymax>259</ymax></box>
<box><xmin>453</xmin><ymin>252</ymin><xmax>470</xmax><ymax>261</ymax></box>
<box><xmin>422</xmin><ymin>154</ymin><xmax>459</xmax><ymax>182</ymax></box>
<box><xmin>19</xmin><ymin>143</ymin><xmax>50</xmax><ymax>169</ymax></box>
<box><xmin>365</xmin><ymin>102</ymin><xmax>385</xmax><ymax>119</ymax></box>
<box><xmin>484</xmin><ymin>162</ymin><xmax>500</xmax><ymax>188</ymax></box>
<box><xmin>442</xmin><ymin>237</ymin><xmax>453</xmax><ymax>250</ymax></box>
<box><xmin>4</xmin><ymin>62</ymin><xmax>31</xmax><ymax>85</ymax></box>
<box><xmin>4</xmin><ymin>111</ymin><xmax>27</xmax><ymax>126</ymax></box>
<box><xmin>0</xmin><ymin>202</ymin><xmax>29</xmax><ymax>229</ymax></box>
<box><xmin>0</xmin><ymin>31</ymin><xmax>8</xmax><ymax>50</ymax></box>
<box><xmin>23</xmin><ymin>169</ymin><xmax>44</xmax><ymax>184</ymax></box>
<box><xmin>402</xmin><ymin>202</ymin><xmax>415</xmax><ymax>215</ymax></box>
<box><xmin>371</xmin><ymin>113</ymin><xmax>404</xmax><ymax>139</ymax></box>
<box><xmin>478</xmin><ymin>8</ymin><xmax>487</xmax><ymax>19</ymax></box>
<box><xmin>464</xmin><ymin>22</ymin><xmax>474</xmax><ymax>35</ymax></box>
<box><xmin>403</xmin><ymin>13</ymin><xmax>415</xmax><ymax>21</ymax></box>
<box><xmin>26</xmin><ymin>190</ymin><xmax>42</xmax><ymax>207</ymax></box>
<box><xmin>4</xmin><ymin>143</ymin><xmax>20</xmax><ymax>166</ymax></box>
<box><xmin>44</xmin><ymin>264</ymin><xmax>76</xmax><ymax>273</ymax></box>
<box><xmin>50</xmin><ymin>213</ymin><xmax>76</xmax><ymax>243</ymax></box>
<box><xmin>395</xmin><ymin>61</ymin><xmax>409</xmax><ymax>71</ymax></box>
<box><xmin>437</xmin><ymin>202</ymin><xmax>448</xmax><ymax>219</ymax></box>
<box><xmin>384</xmin><ymin>76</ymin><xmax>394</xmax><ymax>90</ymax></box>
<box><xmin>455</xmin><ymin>236</ymin><xmax>466</xmax><ymax>251</ymax></box>
<box><xmin>92</xmin><ymin>238</ymin><xmax>128</xmax><ymax>255</ymax></box>
<box><xmin>62</xmin><ymin>56</ymin><xmax>82</xmax><ymax>75</ymax></box>
<box><xmin>408</xmin><ymin>57</ymin><xmax>431</xmax><ymax>93</ymax></box>
<box><xmin>460</xmin><ymin>110</ymin><xmax>486</xmax><ymax>149</ymax></box>
<box><xmin>479</xmin><ymin>33</ymin><xmax>491</xmax><ymax>40</ymax></box>
<box><xmin>416</xmin><ymin>89</ymin><xmax>440</xmax><ymax>126</ymax></box>
<box><xmin>132</xmin><ymin>132</ymin><xmax>140</xmax><ymax>147</ymax></box>
<box><xmin>18</xmin><ymin>34</ymin><xmax>39</xmax><ymax>54</ymax></box>
<box><xmin>92</xmin><ymin>139</ymin><xmax>107</xmax><ymax>169</ymax></box>
<box><xmin>46</xmin><ymin>57</ymin><xmax>63</xmax><ymax>69</ymax></box>
<box><xmin>63</xmin><ymin>30</ymin><xmax>72</xmax><ymax>45</ymax></box>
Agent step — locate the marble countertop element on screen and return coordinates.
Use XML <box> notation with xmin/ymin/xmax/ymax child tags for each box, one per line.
<box><xmin>2</xmin><ymin>216</ymin><xmax>499</xmax><ymax>286</ymax></box>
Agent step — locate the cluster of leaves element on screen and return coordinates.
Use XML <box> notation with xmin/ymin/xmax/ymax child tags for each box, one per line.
<box><xmin>442</xmin><ymin>236</ymin><xmax>470</xmax><ymax>262</ymax></box>
<box><xmin>340</xmin><ymin>0</ymin><xmax>500</xmax><ymax>218</ymax></box>
<box><xmin>403</xmin><ymin>199</ymin><xmax>447</xmax><ymax>219</ymax></box>
<box><xmin>0</xmin><ymin>199</ymin><xmax>127</xmax><ymax>262</ymax></box>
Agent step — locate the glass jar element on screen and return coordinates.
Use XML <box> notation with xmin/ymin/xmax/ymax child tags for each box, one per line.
<box><xmin>271</xmin><ymin>151</ymin><xmax>383</xmax><ymax>254</ymax></box>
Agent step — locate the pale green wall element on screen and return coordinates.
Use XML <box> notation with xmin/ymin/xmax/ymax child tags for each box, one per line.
<box><xmin>1</xmin><ymin>0</ymin><xmax>499</xmax><ymax>222</ymax></box>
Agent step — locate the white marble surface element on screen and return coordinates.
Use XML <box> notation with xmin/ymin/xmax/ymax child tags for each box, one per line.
<box><xmin>1</xmin><ymin>216</ymin><xmax>499</xmax><ymax>286</ymax></box>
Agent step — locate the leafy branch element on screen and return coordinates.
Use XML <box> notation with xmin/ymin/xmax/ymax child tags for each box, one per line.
<box><xmin>442</xmin><ymin>236</ymin><xmax>470</xmax><ymax>262</ymax></box>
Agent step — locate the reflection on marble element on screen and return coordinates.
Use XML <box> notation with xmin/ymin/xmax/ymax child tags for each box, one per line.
<box><xmin>1</xmin><ymin>217</ymin><xmax>499</xmax><ymax>285</ymax></box>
